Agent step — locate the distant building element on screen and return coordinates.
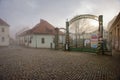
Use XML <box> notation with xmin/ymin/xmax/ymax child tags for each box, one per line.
<box><xmin>0</xmin><ymin>18</ymin><xmax>10</xmax><ymax>46</ymax></box>
<box><xmin>16</xmin><ymin>19</ymin><xmax>65</xmax><ymax>48</ymax></box>
<box><xmin>108</xmin><ymin>12</ymin><xmax>120</xmax><ymax>52</ymax></box>
<box><xmin>16</xmin><ymin>27</ymin><xmax>30</xmax><ymax>45</ymax></box>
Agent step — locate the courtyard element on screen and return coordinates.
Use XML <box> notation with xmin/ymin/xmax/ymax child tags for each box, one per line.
<box><xmin>0</xmin><ymin>46</ymin><xmax>120</xmax><ymax>80</ymax></box>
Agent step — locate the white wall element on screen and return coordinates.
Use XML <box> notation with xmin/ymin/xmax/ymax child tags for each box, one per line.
<box><xmin>29</xmin><ymin>34</ymin><xmax>55</xmax><ymax>48</ymax></box>
<box><xmin>0</xmin><ymin>25</ymin><xmax>9</xmax><ymax>46</ymax></box>
<box><xmin>20</xmin><ymin>36</ymin><xmax>25</xmax><ymax>45</ymax></box>
<box><xmin>24</xmin><ymin>35</ymin><xmax>30</xmax><ymax>47</ymax></box>
<box><xmin>59</xmin><ymin>35</ymin><xmax>65</xmax><ymax>44</ymax></box>
<box><xmin>17</xmin><ymin>34</ymin><xmax>65</xmax><ymax>49</ymax></box>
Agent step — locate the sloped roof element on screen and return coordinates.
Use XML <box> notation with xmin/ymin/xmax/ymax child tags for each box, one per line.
<box><xmin>0</xmin><ymin>18</ymin><xmax>9</xmax><ymax>26</ymax></box>
<box><xmin>108</xmin><ymin>12</ymin><xmax>120</xmax><ymax>31</ymax></box>
<box><xmin>18</xmin><ymin>29</ymin><xmax>32</xmax><ymax>36</ymax></box>
<box><xmin>18</xmin><ymin>19</ymin><xmax>64</xmax><ymax>36</ymax></box>
<box><xmin>31</xmin><ymin>19</ymin><xmax>55</xmax><ymax>34</ymax></box>
<box><xmin>31</xmin><ymin>19</ymin><xmax>64</xmax><ymax>35</ymax></box>
<box><xmin>107</xmin><ymin>16</ymin><xmax>117</xmax><ymax>30</ymax></box>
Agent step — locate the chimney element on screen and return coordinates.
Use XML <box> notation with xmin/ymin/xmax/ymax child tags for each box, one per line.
<box><xmin>40</xmin><ymin>19</ymin><xmax>46</xmax><ymax>23</ymax></box>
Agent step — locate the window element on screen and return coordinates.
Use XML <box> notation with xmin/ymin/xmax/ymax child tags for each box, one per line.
<box><xmin>2</xmin><ymin>37</ymin><xmax>5</xmax><ymax>42</ymax></box>
<box><xmin>41</xmin><ymin>38</ymin><xmax>45</xmax><ymax>44</ymax></box>
<box><xmin>2</xmin><ymin>28</ymin><xmax>4</xmax><ymax>32</ymax></box>
<box><xmin>29</xmin><ymin>40</ymin><xmax>32</xmax><ymax>43</ymax></box>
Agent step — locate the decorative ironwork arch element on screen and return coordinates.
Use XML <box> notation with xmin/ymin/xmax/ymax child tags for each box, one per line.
<box><xmin>69</xmin><ymin>14</ymin><xmax>98</xmax><ymax>25</ymax></box>
<box><xmin>65</xmin><ymin>14</ymin><xmax>104</xmax><ymax>54</ymax></box>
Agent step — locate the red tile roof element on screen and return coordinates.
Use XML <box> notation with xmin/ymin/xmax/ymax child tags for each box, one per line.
<box><xmin>0</xmin><ymin>18</ymin><xmax>9</xmax><ymax>26</ymax></box>
<box><xmin>31</xmin><ymin>19</ymin><xmax>64</xmax><ymax>35</ymax></box>
<box><xmin>18</xmin><ymin>19</ymin><xmax>64</xmax><ymax>36</ymax></box>
<box><xmin>31</xmin><ymin>19</ymin><xmax>55</xmax><ymax>34</ymax></box>
<box><xmin>18</xmin><ymin>29</ymin><xmax>32</xmax><ymax>36</ymax></box>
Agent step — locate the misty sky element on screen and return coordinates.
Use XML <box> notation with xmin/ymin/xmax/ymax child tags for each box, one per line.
<box><xmin>0</xmin><ymin>0</ymin><xmax>120</xmax><ymax>37</ymax></box>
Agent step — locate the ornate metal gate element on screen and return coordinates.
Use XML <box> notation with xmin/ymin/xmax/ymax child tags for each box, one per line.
<box><xmin>65</xmin><ymin>14</ymin><xmax>104</xmax><ymax>54</ymax></box>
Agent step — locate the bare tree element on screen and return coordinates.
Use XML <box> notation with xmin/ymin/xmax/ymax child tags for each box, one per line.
<box><xmin>69</xmin><ymin>19</ymin><xmax>98</xmax><ymax>48</ymax></box>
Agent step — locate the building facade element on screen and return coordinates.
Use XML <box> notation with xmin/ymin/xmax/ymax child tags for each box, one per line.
<box><xmin>16</xmin><ymin>19</ymin><xmax>65</xmax><ymax>48</ymax></box>
<box><xmin>108</xmin><ymin>12</ymin><xmax>120</xmax><ymax>52</ymax></box>
<box><xmin>0</xmin><ymin>18</ymin><xmax>10</xmax><ymax>46</ymax></box>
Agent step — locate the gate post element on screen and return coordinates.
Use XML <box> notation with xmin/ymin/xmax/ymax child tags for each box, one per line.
<box><xmin>65</xmin><ymin>20</ymin><xmax>70</xmax><ymax>51</ymax></box>
<box><xmin>55</xmin><ymin>28</ymin><xmax>59</xmax><ymax>50</ymax></box>
<box><xmin>97</xmin><ymin>15</ymin><xmax>104</xmax><ymax>54</ymax></box>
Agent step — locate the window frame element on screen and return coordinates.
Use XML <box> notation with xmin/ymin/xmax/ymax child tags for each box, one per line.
<box><xmin>41</xmin><ymin>38</ymin><xmax>45</xmax><ymax>44</ymax></box>
<box><xmin>2</xmin><ymin>37</ymin><xmax>5</xmax><ymax>42</ymax></box>
<box><xmin>2</xmin><ymin>28</ymin><xmax>4</xmax><ymax>32</ymax></box>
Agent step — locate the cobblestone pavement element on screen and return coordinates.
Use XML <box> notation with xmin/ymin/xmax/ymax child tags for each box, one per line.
<box><xmin>0</xmin><ymin>46</ymin><xmax>120</xmax><ymax>80</ymax></box>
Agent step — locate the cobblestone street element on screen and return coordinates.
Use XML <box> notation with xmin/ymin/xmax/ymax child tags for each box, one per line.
<box><xmin>0</xmin><ymin>46</ymin><xmax>120</xmax><ymax>80</ymax></box>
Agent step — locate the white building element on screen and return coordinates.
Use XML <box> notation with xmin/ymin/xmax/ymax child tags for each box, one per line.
<box><xmin>17</xmin><ymin>19</ymin><xmax>65</xmax><ymax>48</ymax></box>
<box><xmin>0</xmin><ymin>18</ymin><xmax>10</xmax><ymax>46</ymax></box>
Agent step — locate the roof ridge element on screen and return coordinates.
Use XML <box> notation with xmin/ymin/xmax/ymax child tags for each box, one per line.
<box><xmin>27</xmin><ymin>19</ymin><xmax>55</xmax><ymax>34</ymax></box>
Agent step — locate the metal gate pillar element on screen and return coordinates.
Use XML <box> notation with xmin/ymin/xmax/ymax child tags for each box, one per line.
<box><xmin>97</xmin><ymin>15</ymin><xmax>104</xmax><ymax>54</ymax></box>
<box><xmin>65</xmin><ymin>20</ymin><xmax>70</xmax><ymax>51</ymax></box>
